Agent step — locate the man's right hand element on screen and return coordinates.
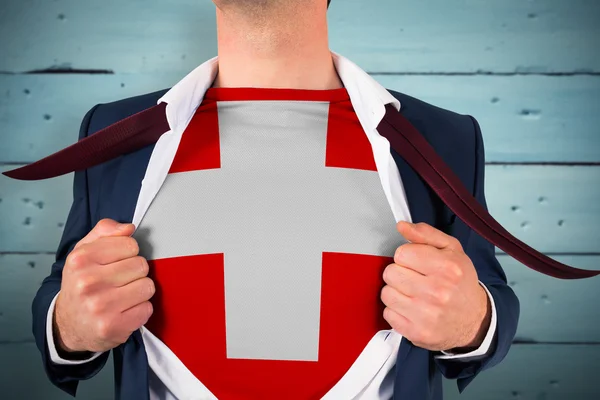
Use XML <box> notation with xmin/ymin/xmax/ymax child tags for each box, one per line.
<box><xmin>53</xmin><ymin>218</ymin><xmax>155</xmax><ymax>354</ymax></box>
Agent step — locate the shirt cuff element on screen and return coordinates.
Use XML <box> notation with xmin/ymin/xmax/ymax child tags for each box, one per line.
<box><xmin>46</xmin><ymin>291</ymin><xmax>104</xmax><ymax>365</ymax></box>
<box><xmin>434</xmin><ymin>280</ymin><xmax>497</xmax><ymax>360</ymax></box>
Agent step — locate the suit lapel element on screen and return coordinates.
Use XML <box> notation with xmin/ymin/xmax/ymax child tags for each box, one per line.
<box><xmin>92</xmin><ymin>143</ymin><xmax>155</xmax><ymax>224</ymax></box>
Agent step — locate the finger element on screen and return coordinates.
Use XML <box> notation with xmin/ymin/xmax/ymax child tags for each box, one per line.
<box><xmin>383</xmin><ymin>307</ymin><xmax>416</xmax><ymax>339</ymax></box>
<box><xmin>75</xmin><ymin>218</ymin><xmax>135</xmax><ymax>249</ymax></box>
<box><xmin>99</xmin><ymin>256</ymin><xmax>149</xmax><ymax>287</ymax></box>
<box><xmin>112</xmin><ymin>277</ymin><xmax>156</xmax><ymax>313</ymax></box>
<box><xmin>396</xmin><ymin>221</ymin><xmax>461</xmax><ymax>251</ymax></box>
<box><xmin>393</xmin><ymin>243</ymin><xmax>447</xmax><ymax>276</ymax></box>
<box><xmin>383</xmin><ymin>262</ymin><xmax>427</xmax><ymax>297</ymax></box>
<box><xmin>116</xmin><ymin>301</ymin><xmax>154</xmax><ymax>336</ymax></box>
<box><xmin>80</xmin><ymin>236</ymin><xmax>140</xmax><ymax>265</ymax></box>
<box><xmin>380</xmin><ymin>285</ymin><xmax>419</xmax><ymax>321</ymax></box>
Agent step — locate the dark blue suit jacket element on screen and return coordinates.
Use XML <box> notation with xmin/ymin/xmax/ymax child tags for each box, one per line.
<box><xmin>32</xmin><ymin>88</ymin><xmax>520</xmax><ymax>400</ymax></box>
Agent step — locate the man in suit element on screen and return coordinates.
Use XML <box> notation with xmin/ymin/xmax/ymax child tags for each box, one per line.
<box><xmin>32</xmin><ymin>0</ymin><xmax>519</xmax><ymax>399</ymax></box>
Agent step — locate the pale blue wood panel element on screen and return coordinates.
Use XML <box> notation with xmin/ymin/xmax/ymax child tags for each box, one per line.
<box><xmin>443</xmin><ymin>344</ymin><xmax>600</xmax><ymax>400</ymax></box>
<box><xmin>2</xmin><ymin>254</ymin><xmax>599</xmax><ymax>344</ymax></box>
<box><xmin>1</xmin><ymin>165</ymin><xmax>598</xmax><ymax>253</ymax></box>
<box><xmin>499</xmin><ymin>255</ymin><xmax>600</xmax><ymax>343</ymax></box>
<box><xmin>331</xmin><ymin>0</ymin><xmax>600</xmax><ymax>74</ymax></box>
<box><xmin>0</xmin><ymin>73</ymin><xmax>178</xmax><ymax>163</ymax></box>
<box><xmin>0</xmin><ymin>343</ymin><xmax>113</xmax><ymax>400</ymax></box>
<box><xmin>1</xmin><ymin>0</ymin><xmax>599</xmax><ymax>74</ymax></box>
<box><xmin>0</xmin><ymin>165</ymin><xmax>73</xmax><ymax>253</ymax></box>
<box><xmin>0</xmin><ymin>342</ymin><xmax>598</xmax><ymax>400</ymax></box>
<box><xmin>376</xmin><ymin>75</ymin><xmax>600</xmax><ymax>163</ymax></box>
<box><xmin>0</xmin><ymin>0</ymin><xmax>218</xmax><ymax>74</ymax></box>
<box><xmin>1</xmin><ymin>74</ymin><xmax>599</xmax><ymax>163</ymax></box>
<box><xmin>484</xmin><ymin>165</ymin><xmax>600</xmax><ymax>253</ymax></box>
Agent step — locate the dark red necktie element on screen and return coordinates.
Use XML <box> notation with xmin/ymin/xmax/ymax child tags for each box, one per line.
<box><xmin>3</xmin><ymin>102</ymin><xmax>598</xmax><ymax>279</ymax></box>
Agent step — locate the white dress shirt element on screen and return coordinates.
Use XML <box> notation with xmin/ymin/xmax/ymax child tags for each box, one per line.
<box><xmin>46</xmin><ymin>50</ymin><xmax>497</xmax><ymax>400</ymax></box>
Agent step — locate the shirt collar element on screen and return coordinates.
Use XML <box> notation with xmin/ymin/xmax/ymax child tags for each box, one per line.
<box><xmin>156</xmin><ymin>50</ymin><xmax>400</xmax><ymax>134</ymax></box>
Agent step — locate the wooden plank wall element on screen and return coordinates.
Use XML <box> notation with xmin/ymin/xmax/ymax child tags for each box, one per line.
<box><xmin>0</xmin><ymin>0</ymin><xmax>599</xmax><ymax>399</ymax></box>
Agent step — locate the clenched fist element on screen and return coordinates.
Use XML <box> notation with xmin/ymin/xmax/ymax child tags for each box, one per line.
<box><xmin>381</xmin><ymin>221</ymin><xmax>492</xmax><ymax>353</ymax></box>
<box><xmin>53</xmin><ymin>218</ymin><xmax>155</xmax><ymax>354</ymax></box>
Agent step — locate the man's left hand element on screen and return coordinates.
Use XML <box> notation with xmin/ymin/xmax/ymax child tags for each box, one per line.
<box><xmin>381</xmin><ymin>221</ymin><xmax>492</xmax><ymax>353</ymax></box>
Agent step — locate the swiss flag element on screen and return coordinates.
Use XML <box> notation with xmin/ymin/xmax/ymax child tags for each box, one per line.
<box><xmin>145</xmin><ymin>88</ymin><xmax>394</xmax><ymax>399</ymax></box>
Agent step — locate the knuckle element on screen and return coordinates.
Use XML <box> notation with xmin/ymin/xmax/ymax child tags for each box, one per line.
<box><xmin>95</xmin><ymin>318</ymin><xmax>112</xmax><ymax>340</ymax></box>
<box><xmin>67</xmin><ymin>248</ymin><xmax>87</xmax><ymax>268</ymax></box>
<box><xmin>442</xmin><ymin>258</ymin><xmax>459</xmax><ymax>275</ymax></box>
<box><xmin>380</xmin><ymin>286</ymin><xmax>387</xmax><ymax>304</ymax></box>
<box><xmin>148</xmin><ymin>278</ymin><xmax>156</xmax><ymax>297</ymax></box>
<box><xmin>85</xmin><ymin>296</ymin><xmax>104</xmax><ymax>315</ymax></box>
<box><xmin>145</xmin><ymin>301</ymin><xmax>154</xmax><ymax>317</ymax></box>
<box><xmin>142</xmin><ymin>301</ymin><xmax>154</xmax><ymax>323</ymax></box>
<box><xmin>142</xmin><ymin>277</ymin><xmax>156</xmax><ymax>298</ymax></box>
<box><xmin>96</xmin><ymin>218</ymin><xmax>114</xmax><ymax>231</ymax></box>
<box><xmin>74</xmin><ymin>275</ymin><xmax>94</xmax><ymax>295</ymax></box>
<box><xmin>452</xmin><ymin>265</ymin><xmax>464</xmax><ymax>280</ymax></box>
<box><xmin>442</xmin><ymin>256</ymin><xmax>457</xmax><ymax>270</ymax></box>
<box><xmin>404</xmin><ymin>243</ymin><xmax>415</xmax><ymax>255</ymax></box>
<box><xmin>380</xmin><ymin>285</ymin><xmax>394</xmax><ymax>306</ymax></box>
<box><xmin>432</xmin><ymin>285</ymin><xmax>451</xmax><ymax>305</ymax></box>
<box><xmin>395</xmin><ymin>244</ymin><xmax>415</xmax><ymax>264</ymax></box>
<box><xmin>384</xmin><ymin>308</ymin><xmax>402</xmax><ymax>332</ymax></box>
<box><xmin>393</xmin><ymin>246</ymin><xmax>403</xmax><ymax>264</ymax></box>
<box><xmin>450</xmin><ymin>236</ymin><xmax>463</xmax><ymax>250</ymax></box>
<box><xmin>130</xmin><ymin>302</ymin><xmax>153</xmax><ymax>330</ymax></box>
<box><xmin>381</xmin><ymin>285</ymin><xmax>404</xmax><ymax>309</ymax></box>
<box><xmin>125</xmin><ymin>237</ymin><xmax>140</xmax><ymax>255</ymax></box>
<box><xmin>383</xmin><ymin>307</ymin><xmax>393</xmax><ymax>322</ymax></box>
<box><xmin>444</xmin><ymin>257</ymin><xmax>464</xmax><ymax>282</ymax></box>
<box><xmin>136</xmin><ymin>257</ymin><xmax>149</xmax><ymax>276</ymax></box>
<box><xmin>64</xmin><ymin>254</ymin><xmax>75</xmax><ymax>271</ymax></box>
<box><xmin>383</xmin><ymin>263</ymin><xmax>395</xmax><ymax>283</ymax></box>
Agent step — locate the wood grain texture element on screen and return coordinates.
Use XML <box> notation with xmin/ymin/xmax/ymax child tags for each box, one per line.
<box><xmin>1</xmin><ymin>254</ymin><xmax>599</xmax><ymax>343</ymax></box>
<box><xmin>0</xmin><ymin>165</ymin><xmax>73</xmax><ymax>254</ymax></box>
<box><xmin>0</xmin><ymin>342</ymin><xmax>598</xmax><ymax>400</ymax></box>
<box><xmin>1</xmin><ymin>164</ymin><xmax>598</xmax><ymax>253</ymax></box>
<box><xmin>1</xmin><ymin>74</ymin><xmax>599</xmax><ymax>164</ymax></box>
<box><xmin>1</xmin><ymin>0</ymin><xmax>598</xmax><ymax>74</ymax></box>
<box><xmin>484</xmin><ymin>165</ymin><xmax>600</xmax><ymax>253</ymax></box>
<box><xmin>378</xmin><ymin>75</ymin><xmax>600</xmax><ymax>163</ymax></box>
<box><xmin>499</xmin><ymin>255</ymin><xmax>600</xmax><ymax>343</ymax></box>
<box><xmin>0</xmin><ymin>73</ymin><xmax>175</xmax><ymax>163</ymax></box>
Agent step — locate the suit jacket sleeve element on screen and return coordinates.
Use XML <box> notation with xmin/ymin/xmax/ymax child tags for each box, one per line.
<box><xmin>31</xmin><ymin>103</ymin><xmax>111</xmax><ymax>397</ymax></box>
<box><xmin>433</xmin><ymin>115</ymin><xmax>521</xmax><ymax>393</ymax></box>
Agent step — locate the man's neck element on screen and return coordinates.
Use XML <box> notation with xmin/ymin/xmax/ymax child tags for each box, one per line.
<box><xmin>211</xmin><ymin>3</ymin><xmax>343</xmax><ymax>90</ymax></box>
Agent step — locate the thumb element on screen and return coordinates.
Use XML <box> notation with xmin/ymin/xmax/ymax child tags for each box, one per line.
<box><xmin>396</xmin><ymin>220</ymin><xmax>459</xmax><ymax>250</ymax></box>
<box><xmin>396</xmin><ymin>221</ymin><xmax>421</xmax><ymax>244</ymax></box>
<box><xmin>74</xmin><ymin>218</ymin><xmax>135</xmax><ymax>249</ymax></box>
